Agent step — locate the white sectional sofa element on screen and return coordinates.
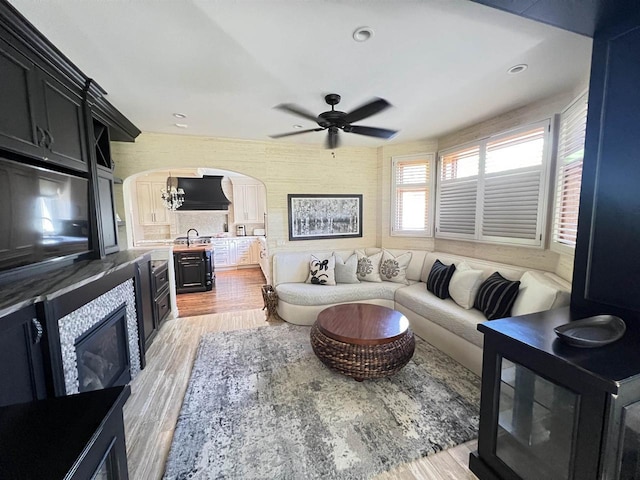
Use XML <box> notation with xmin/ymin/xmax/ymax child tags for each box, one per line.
<box><xmin>272</xmin><ymin>248</ymin><xmax>571</xmax><ymax>375</ymax></box>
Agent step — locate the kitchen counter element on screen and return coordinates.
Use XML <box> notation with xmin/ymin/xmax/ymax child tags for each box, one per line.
<box><xmin>172</xmin><ymin>244</ymin><xmax>215</xmax><ymax>252</ymax></box>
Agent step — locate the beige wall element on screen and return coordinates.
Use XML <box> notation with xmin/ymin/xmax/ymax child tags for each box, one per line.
<box><xmin>111</xmin><ymin>133</ymin><xmax>379</xmax><ymax>256</ymax></box>
<box><xmin>111</xmin><ymin>89</ymin><xmax>581</xmax><ymax>282</ymax></box>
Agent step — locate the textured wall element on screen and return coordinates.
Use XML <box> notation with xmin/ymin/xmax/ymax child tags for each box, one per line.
<box><xmin>112</xmin><ymin>134</ymin><xmax>380</xmax><ymax>256</ymax></box>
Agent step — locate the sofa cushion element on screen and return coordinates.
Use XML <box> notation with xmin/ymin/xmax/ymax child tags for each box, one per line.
<box><xmin>426</xmin><ymin>259</ymin><xmax>456</xmax><ymax>299</ymax></box>
<box><xmin>449</xmin><ymin>261</ymin><xmax>485</xmax><ymax>310</ymax></box>
<box><xmin>305</xmin><ymin>254</ymin><xmax>336</xmax><ymax>286</ymax></box>
<box><xmin>333</xmin><ymin>253</ymin><xmax>360</xmax><ymax>284</ymax></box>
<box><xmin>380</xmin><ymin>250</ymin><xmax>412</xmax><ymax>285</ymax></box>
<box><xmin>356</xmin><ymin>250</ymin><xmax>383</xmax><ymax>283</ymax></box>
<box><xmin>276</xmin><ymin>282</ymin><xmax>404</xmax><ymax>306</ymax></box>
<box><xmin>474</xmin><ymin>272</ymin><xmax>520</xmax><ymax>320</ymax></box>
<box><xmin>395</xmin><ymin>283</ymin><xmax>486</xmax><ymax>348</ymax></box>
<box><xmin>511</xmin><ymin>271</ymin><xmax>570</xmax><ymax>316</ymax></box>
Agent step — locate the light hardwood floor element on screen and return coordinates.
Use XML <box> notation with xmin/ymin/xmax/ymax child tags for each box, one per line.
<box><xmin>124</xmin><ymin>273</ymin><xmax>479</xmax><ymax>479</ymax></box>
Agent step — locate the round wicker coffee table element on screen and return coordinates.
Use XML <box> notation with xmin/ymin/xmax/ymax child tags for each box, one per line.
<box><xmin>310</xmin><ymin>303</ymin><xmax>415</xmax><ymax>381</ymax></box>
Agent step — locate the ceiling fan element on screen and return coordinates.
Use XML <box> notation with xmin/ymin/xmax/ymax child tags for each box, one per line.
<box><xmin>270</xmin><ymin>93</ymin><xmax>398</xmax><ymax>149</ymax></box>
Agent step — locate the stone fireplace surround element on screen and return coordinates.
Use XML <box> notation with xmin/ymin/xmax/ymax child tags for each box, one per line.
<box><xmin>58</xmin><ymin>279</ymin><xmax>140</xmax><ymax>395</ymax></box>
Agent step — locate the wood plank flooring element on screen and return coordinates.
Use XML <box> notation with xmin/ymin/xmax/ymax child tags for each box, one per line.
<box><xmin>176</xmin><ymin>267</ymin><xmax>266</xmax><ymax>317</ymax></box>
<box><xmin>124</xmin><ymin>270</ymin><xmax>479</xmax><ymax>480</ymax></box>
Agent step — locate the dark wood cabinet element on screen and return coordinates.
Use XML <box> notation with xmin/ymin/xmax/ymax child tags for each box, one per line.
<box><xmin>0</xmin><ymin>305</ymin><xmax>49</xmax><ymax>407</ymax></box>
<box><xmin>152</xmin><ymin>260</ymin><xmax>171</xmax><ymax>327</ymax></box>
<box><xmin>0</xmin><ymin>385</ymin><xmax>130</xmax><ymax>479</ymax></box>
<box><xmin>135</xmin><ymin>257</ymin><xmax>171</xmax><ymax>365</ymax></box>
<box><xmin>0</xmin><ymin>32</ymin><xmax>87</xmax><ymax>172</ymax></box>
<box><xmin>0</xmin><ymin>35</ymin><xmax>40</xmax><ymax>160</ymax></box>
<box><xmin>572</xmin><ymin>19</ymin><xmax>640</xmax><ymax>324</ymax></box>
<box><xmin>174</xmin><ymin>250</ymin><xmax>213</xmax><ymax>294</ymax></box>
<box><xmin>96</xmin><ymin>167</ymin><xmax>119</xmax><ymax>254</ymax></box>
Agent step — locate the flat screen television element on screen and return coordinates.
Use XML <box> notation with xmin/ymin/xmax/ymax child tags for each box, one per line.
<box><xmin>0</xmin><ymin>156</ymin><xmax>90</xmax><ymax>274</ymax></box>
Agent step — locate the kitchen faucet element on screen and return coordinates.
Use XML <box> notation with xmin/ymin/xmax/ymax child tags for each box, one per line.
<box><xmin>186</xmin><ymin>228</ymin><xmax>199</xmax><ymax>247</ymax></box>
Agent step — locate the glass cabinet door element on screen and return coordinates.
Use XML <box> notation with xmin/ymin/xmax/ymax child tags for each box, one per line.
<box><xmin>495</xmin><ymin>359</ymin><xmax>578</xmax><ymax>480</ymax></box>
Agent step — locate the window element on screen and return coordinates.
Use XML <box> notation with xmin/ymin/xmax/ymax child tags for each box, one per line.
<box><xmin>391</xmin><ymin>154</ymin><xmax>435</xmax><ymax>236</ymax></box>
<box><xmin>552</xmin><ymin>91</ymin><xmax>588</xmax><ymax>253</ymax></box>
<box><xmin>436</xmin><ymin>120</ymin><xmax>551</xmax><ymax>246</ymax></box>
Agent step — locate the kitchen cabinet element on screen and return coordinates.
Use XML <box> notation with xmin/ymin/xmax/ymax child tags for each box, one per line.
<box><xmin>235</xmin><ymin>238</ymin><xmax>259</xmax><ymax>266</ymax></box>
<box><xmin>0</xmin><ymin>34</ymin><xmax>87</xmax><ymax>173</ymax></box>
<box><xmin>174</xmin><ymin>249</ymin><xmax>213</xmax><ymax>293</ymax></box>
<box><xmin>0</xmin><ymin>305</ymin><xmax>49</xmax><ymax>407</ymax></box>
<box><xmin>136</xmin><ymin>181</ymin><xmax>170</xmax><ymax>225</ymax></box>
<box><xmin>232</xmin><ymin>182</ymin><xmax>266</xmax><ymax>223</ymax></box>
<box><xmin>212</xmin><ymin>239</ymin><xmax>234</xmax><ymax>268</ymax></box>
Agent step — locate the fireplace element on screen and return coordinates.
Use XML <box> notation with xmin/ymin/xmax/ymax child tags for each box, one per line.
<box><xmin>75</xmin><ymin>304</ymin><xmax>130</xmax><ymax>393</ymax></box>
<box><xmin>57</xmin><ymin>278</ymin><xmax>141</xmax><ymax>395</ymax></box>
<box><xmin>469</xmin><ymin>308</ymin><xmax>640</xmax><ymax>480</ymax></box>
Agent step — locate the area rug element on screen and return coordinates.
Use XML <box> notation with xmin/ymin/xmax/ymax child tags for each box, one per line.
<box><xmin>163</xmin><ymin>323</ymin><xmax>480</xmax><ymax>479</ymax></box>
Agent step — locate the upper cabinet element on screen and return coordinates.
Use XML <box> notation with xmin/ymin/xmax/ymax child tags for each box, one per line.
<box><xmin>232</xmin><ymin>180</ymin><xmax>266</xmax><ymax>224</ymax></box>
<box><xmin>136</xmin><ymin>181</ymin><xmax>170</xmax><ymax>225</ymax></box>
<box><xmin>0</xmin><ymin>35</ymin><xmax>87</xmax><ymax>172</ymax></box>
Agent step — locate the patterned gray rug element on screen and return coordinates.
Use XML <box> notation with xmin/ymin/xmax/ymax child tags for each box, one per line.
<box><xmin>163</xmin><ymin>323</ymin><xmax>480</xmax><ymax>480</ymax></box>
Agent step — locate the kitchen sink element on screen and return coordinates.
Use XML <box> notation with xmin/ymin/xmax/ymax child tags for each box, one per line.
<box><xmin>173</xmin><ymin>236</ymin><xmax>213</xmax><ymax>245</ymax></box>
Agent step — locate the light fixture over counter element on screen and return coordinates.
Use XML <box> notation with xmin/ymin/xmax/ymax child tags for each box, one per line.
<box><xmin>161</xmin><ymin>174</ymin><xmax>185</xmax><ymax>210</ymax></box>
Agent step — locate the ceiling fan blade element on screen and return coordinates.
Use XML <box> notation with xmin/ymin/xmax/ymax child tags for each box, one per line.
<box><xmin>348</xmin><ymin>125</ymin><xmax>398</xmax><ymax>139</ymax></box>
<box><xmin>326</xmin><ymin>128</ymin><xmax>340</xmax><ymax>149</ymax></box>
<box><xmin>274</xmin><ymin>103</ymin><xmax>319</xmax><ymax>123</ymax></box>
<box><xmin>343</xmin><ymin>98</ymin><xmax>391</xmax><ymax>124</ymax></box>
<box><xmin>269</xmin><ymin>128</ymin><xmax>324</xmax><ymax>139</ymax></box>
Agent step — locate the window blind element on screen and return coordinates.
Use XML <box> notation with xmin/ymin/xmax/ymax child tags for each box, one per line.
<box><xmin>437</xmin><ymin>146</ymin><xmax>479</xmax><ymax>236</ymax></box>
<box><xmin>482</xmin><ymin>126</ymin><xmax>546</xmax><ymax>240</ymax></box>
<box><xmin>552</xmin><ymin>92</ymin><xmax>588</xmax><ymax>249</ymax></box>
<box><xmin>392</xmin><ymin>155</ymin><xmax>434</xmax><ymax>235</ymax></box>
<box><xmin>436</xmin><ymin>121</ymin><xmax>549</xmax><ymax>246</ymax></box>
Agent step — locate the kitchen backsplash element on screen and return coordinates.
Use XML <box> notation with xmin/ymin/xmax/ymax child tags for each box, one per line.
<box><xmin>174</xmin><ymin>211</ymin><xmax>265</xmax><ymax>236</ymax></box>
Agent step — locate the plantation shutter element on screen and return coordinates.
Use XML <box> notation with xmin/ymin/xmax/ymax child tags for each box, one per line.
<box><xmin>482</xmin><ymin>126</ymin><xmax>546</xmax><ymax>242</ymax></box>
<box><xmin>437</xmin><ymin>146</ymin><xmax>479</xmax><ymax>237</ymax></box>
<box><xmin>392</xmin><ymin>155</ymin><xmax>434</xmax><ymax>235</ymax></box>
<box><xmin>552</xmin><ymin>92</ymin><xmax>588</xmax><ymax>250</ymax></box>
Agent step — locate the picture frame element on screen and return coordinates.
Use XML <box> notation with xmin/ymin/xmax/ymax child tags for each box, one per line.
<box><xmin>288</xmin><ymin>194</ymin><xmax>363</xmax><ymax>241</ymax></box>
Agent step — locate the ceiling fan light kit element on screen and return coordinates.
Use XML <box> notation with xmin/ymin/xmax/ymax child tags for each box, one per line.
<box><xmin>270</xmin><ymin>93</ymin><xmax>398</xmax><ymax>149</ymax></box>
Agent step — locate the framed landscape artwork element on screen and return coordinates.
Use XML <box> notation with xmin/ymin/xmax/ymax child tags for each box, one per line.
<box><xmin>288</xmin><ymin>194</ymin><xmax>363</xmax><ymax>241</ymax></box>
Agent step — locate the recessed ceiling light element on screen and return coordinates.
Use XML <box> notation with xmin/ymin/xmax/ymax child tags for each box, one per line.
<box><xmin>353</xmin><ymin>26</ymin><xmax>374</xmax><ymax>42</ymax></box>
<box><xmin>507</xmin><ymin>64</ymin><xmax>528</xmax><ymax>75</ymax></box>
<box><xmin>174</xmin><ymin>123</ymin><xmax>188</xmax><ymax>128</ymax></box>
<box><xmin>293</xmin><ymin>124</ymin><xmax>303</xmax><ymax>129</ymax></box>
<box><xmin>173</xmin><ymin>113</ymin><xmax>187</xmax><ymax>118</ymax></box>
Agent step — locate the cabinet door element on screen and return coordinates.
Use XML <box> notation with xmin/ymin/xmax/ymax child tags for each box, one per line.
<box><xmin>137</xmin><ymin>181</ymin><xmax>169</xmax><ymax>225</ymax></box>
<box><xmin>213</xmin><ymin>240</ymin><xmax>231</xmax><ymax>267</ymax></box>
<box><xmin>232</xmin><ymin>184</ymin><xmax>246</xmax><ymax>222</ymax></box>
<box><xmin>39</xmin><ymin>73</ymin><xmax>87</xmax><ymax>172</ymax></box>
<box><xmin>97</xmin><ymin>169</ymin><xmax>118</xmax><ymax>254</ymax></box>
<box><xmin>0</xmin><ymin>37</ymin><xmax>42</xmax><ymax>159</ymax></box>
<box><xmin>175</xmin><ymin>252</ymin><xmax>206</xmax><ymax>291</ymax></box>
<box><xmin>0</xmin><ymin>306</ymin><xmax>48</xmax><ymax>407</ymax></box>
<box><xmin>235</xmin><ymin>239</ymin><xmax>251</xmax><ymax>265</ymax></box>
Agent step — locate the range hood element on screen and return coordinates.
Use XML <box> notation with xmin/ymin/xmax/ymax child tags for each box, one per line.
<box><xmin>177</xmin><ymin>176</ymin><xmax>231</xmax><ymax>210</ymax></box>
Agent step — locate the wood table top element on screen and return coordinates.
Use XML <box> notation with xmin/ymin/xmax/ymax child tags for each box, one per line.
<box><xmin>316</xmin><ymin>303</ymin><xmax>410</xmax><ymax>345</ymax></box>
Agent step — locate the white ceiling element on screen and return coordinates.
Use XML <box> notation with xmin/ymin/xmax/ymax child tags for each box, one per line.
<box><xmin>9</xmin><ymin>0</ymin><xmax>592</xmax><ymax>148</ymax></box>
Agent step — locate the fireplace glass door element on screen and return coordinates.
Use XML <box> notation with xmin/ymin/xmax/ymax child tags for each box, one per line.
<box><xmin>496</xmin><ymin>359</ymin><xmax>578</xmax><ymax>480</ymax></box>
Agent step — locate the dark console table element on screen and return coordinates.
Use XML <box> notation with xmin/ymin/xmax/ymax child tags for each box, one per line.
<box><xmin>470</xmin><ymin>307</ymin><xmax>640</xmax><ymax>480</ymax></box>
<box><xmin>0</xmin><ymin>385</ymin><xmax>130</xmax><ymax>479</ymax></box>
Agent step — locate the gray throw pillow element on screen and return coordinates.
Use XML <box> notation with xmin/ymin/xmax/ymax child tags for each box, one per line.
<box><xmin>355</xmin><ymin>249</ymin><xmax>383</xmax><ymax>283</ymax></box>
<box><xmin>333</xmin><ymin>253</ymin><xmax>360</xmax><ymax>284</ymax></box>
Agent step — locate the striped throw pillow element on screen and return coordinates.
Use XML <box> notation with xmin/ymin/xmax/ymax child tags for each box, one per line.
<box><xmin>426</xmin><ymin>259</ymin><xmax>456</xmax><ymax>299</ymax></box>
<box><xmin>474</xmin><ymin>272</ymin><xmax>521</xmax><ymax>320</ymax></box>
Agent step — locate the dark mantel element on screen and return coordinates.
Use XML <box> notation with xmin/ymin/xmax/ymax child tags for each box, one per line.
<box><xmin>0</xmin><ymin>250</ymin><xmax>153</xmax><ymax>319</ymax></box>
